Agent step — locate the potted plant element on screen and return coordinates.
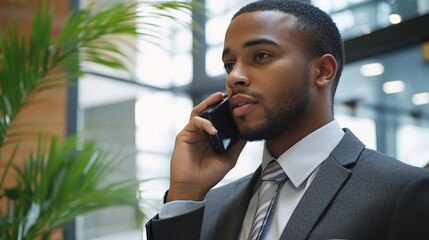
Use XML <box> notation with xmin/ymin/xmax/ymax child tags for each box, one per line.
<box><xmin>0</xmin><ymin>1</ymin><xmax>196</xmax><ymax>239</ymax></box>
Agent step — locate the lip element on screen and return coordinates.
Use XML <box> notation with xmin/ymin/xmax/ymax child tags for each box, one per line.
<box><xmin>229</xmin><ymin>94</ymin><xmax>258</xmax><ymax>117</ymax></box>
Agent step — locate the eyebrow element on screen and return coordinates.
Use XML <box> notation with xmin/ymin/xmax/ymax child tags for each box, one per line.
<box><xmin>222</xmin><ymin>38</ymin><xmax>279</xmax><ymax>59</ymax></box>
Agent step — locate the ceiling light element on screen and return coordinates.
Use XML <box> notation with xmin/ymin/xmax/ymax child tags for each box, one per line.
<box><xmin>360</xmin><ymin>63</ymin><xmax>384</xmax><ymax>77</ymax></box>
<box><xmin>360</xmin><ymin>25</ymin><xmax>372</xmax><ymax>34</ymax></box>
<box><xmin>383</xmin><ymin>80</ymin><xmax>405</xmax><ymax>94</ymax></box>
<box><xmin>412</xmin><ymin>92</ymin><xmax>429</xmax><ymax>105</ymax></box>
<box><xmin>389</xmin><ymin>14</ymin><xmax>402</xmax><ymax>24</ymax></box>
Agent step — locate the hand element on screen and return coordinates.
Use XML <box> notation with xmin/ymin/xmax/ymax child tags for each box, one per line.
<box><xmin>167</xmin><ymin>92</ymin><xmax>246</xmax><ymax>202</ymax></box>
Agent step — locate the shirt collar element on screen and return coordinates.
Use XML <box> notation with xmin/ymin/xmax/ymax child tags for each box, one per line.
<box><xmin>262</xmin><ymin>119</ymin><xmax>345</xmax><ymax>188</ymax></box>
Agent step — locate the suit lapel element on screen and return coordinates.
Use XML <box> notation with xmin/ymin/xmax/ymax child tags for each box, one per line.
<box><xmin>215</xmin><ymin>167</ymin><xmax>262</xmax><ymax>240</ymax></box>
<box><xmin>281</xmin><ymin>156</ymin><xmax>351</xmax><ymax>240</ymax></box>
<box><xmin>280</xmin><ymin>129</ymin><xmax>365</xmax><ymax>240</ymax></box>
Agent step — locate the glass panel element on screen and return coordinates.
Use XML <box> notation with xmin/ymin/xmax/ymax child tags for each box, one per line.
<box><xmin>77</xmin><ymin>75</ymin><xmax>142</xmax><ymax>240</ymax></box>
<box><xmin>136</xmin><ymin>1</ymin><xmax>193</xmax><ymax>88</ymax></box>
<box><xmin>336</xmin><ymin>43</ymin><xmax>429</xmax><ymax>158</ymax></box>
<box><xmin>336</xmin><ymin>114</ymin><xmax>377</xmax><ymax>150</ymax></box>
<box><xmin>78</xmin><ymin>75</ymin><xmax>194</xmax><ymax>239</ymax></box>
<box><xmin>397</xmin><ymin>125</ymin><xmax>429</xmax><ymax>167</ymax></box>
<box><xmin>206</xmin><ymin>45</ymin><xmax>225</xmax><ymax>77</ymax></box>
<box><xmin>312</xmin><ymin>0</ymin><xmax>429</xmax><ymax>40</ymax></box>
<box><xmin>220</xmin><ymin>141</ymin><xmax>264</xmax><ymax>186</ymax></box>
<box><xmin>336</xmin><ymin>45</ymin><xmax>429</xmax><ymax>112</ymax></box>
<box><xmin>135</xmin><ymin>92</ymin><xmax>191</xmax><ymax>153</ymax></box>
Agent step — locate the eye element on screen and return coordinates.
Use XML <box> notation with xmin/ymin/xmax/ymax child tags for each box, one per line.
<box><xmin>224</xmin><ymin>62</ymin><xmax>235</xmax><ymax>74</ymax></box>
<box><xmin>254</xmin><ymin>52</ymin><xmax>270</xmax><ymax>61</ymax></box>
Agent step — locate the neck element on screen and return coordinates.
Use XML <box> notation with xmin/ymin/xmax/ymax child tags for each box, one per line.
<box><xmin>265</xmin><ymin>114</ymin><xmax>333</xmax><ymax>158</ymax></box>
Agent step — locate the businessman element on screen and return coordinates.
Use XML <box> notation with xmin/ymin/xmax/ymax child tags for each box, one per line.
<box><xmin>146</xmin><ymin>0</ymin><xmax>429</xmax><ymax>239</ymax></box>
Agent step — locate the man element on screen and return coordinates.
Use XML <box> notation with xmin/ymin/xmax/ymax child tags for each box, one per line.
<box><xmin>146</xmin><ymin>0</ymin><xmax>429</xmax><ymax>239</ymax></box>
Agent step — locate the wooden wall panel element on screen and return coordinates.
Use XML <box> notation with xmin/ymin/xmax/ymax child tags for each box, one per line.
<box><xmin>1</xmin><ymin>1</ymin><xmax>71</xmax><ymax>238</ymax></box>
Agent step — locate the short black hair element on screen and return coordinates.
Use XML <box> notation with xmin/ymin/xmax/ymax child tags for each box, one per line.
<box><xmin>233</xmin><ymin>0</ymin><xmax>344</xmax><ymax>100</ymax></box>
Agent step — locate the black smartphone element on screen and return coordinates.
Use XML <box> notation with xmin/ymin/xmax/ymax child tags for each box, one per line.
<box><xmin>200</xmin><ymin>97</ymin><xmax>240</xmax><ymax>154</ymax></box>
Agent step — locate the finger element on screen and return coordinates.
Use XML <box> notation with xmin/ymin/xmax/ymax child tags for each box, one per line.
<box><xmin>190</xmin><ymin>92</ymin><xmax>225</xmax><ymax>119</ymax></box>
<box><xmin>185</xmin><ymin>116</ymin><xmax>218</xmax><ymax>136</ymax></box>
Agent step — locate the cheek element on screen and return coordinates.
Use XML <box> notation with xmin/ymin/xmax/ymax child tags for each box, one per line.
<box><xmin>259</xmin><ymin>81</ymin><xmax>288</xmax><ymax>110</ymax></box>
<box><xmin>263</xmin><ymin>70</ymin><xmax>309</xmax><ymax>106</ymax></box>
<box><xmin>226</xmin><ymin>87</ymin><xmax>232</xmax><ymax>96</ymax></box>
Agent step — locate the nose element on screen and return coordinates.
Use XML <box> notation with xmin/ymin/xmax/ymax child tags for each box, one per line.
<box><xmin>226</xmin><ymin>63</ymin><xmax>250</xmax><ymax>89</ymax></box>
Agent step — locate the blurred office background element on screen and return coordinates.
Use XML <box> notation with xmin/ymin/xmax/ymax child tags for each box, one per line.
<box><xmin>2</xmin><ymin>0</ymin><xmax>427</xmax><ymax>239</ymax></box>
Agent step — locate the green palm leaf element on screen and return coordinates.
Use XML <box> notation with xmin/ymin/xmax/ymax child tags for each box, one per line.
<box><xmin>0</xmin><ymin>1</ymin><xmax>199</xmax><ymax>239</ymax></box>
<box><xmin>2</xmin><ymin>134</ymin><xmax>139</xmax><ymax>239</ymax></box>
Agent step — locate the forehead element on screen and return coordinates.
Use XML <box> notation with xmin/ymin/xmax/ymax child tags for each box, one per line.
<box><xmin>224</xmin><ymin>11</ymin><xmax>301</xmax><ymax>49</ymax></box>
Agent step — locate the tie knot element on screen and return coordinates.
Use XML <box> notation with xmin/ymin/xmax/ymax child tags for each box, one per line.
<box><xmin>262</xmin><ymin>160</ymin><xmax>287</xmax><ymax>183</ymax></box>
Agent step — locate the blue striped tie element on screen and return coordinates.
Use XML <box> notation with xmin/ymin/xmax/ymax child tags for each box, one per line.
<box><xmin>248</xmin><ymin>160</ymin><xmax>287</xmax><ymax>240</ymax></box>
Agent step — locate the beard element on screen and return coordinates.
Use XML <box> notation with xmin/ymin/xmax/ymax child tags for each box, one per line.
<box><xmin>239</xmin><ymin>69</ymin><xmax>311</xmax><ymax>142</ymax></box>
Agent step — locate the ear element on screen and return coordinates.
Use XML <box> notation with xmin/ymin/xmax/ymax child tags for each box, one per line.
<box><xmin>314</xmin><ymin>54</ymin><xmax>337</xmax><ymax>88</ymax></box>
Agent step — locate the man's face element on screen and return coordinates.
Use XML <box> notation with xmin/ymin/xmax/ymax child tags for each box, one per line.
<box><xmin>223</xmin><ymin>11</ymin><xmax>312</xmax><ymax>141</ymax></box>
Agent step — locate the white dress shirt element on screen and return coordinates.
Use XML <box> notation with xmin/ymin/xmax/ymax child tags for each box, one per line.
<box><xmin>160</xmin><ymin>119</ymin><xmax>344</xmax><ymax>239</ymax></box>
<box><xmin>240</xmin><ymin>119</ymin><xmax>344</xmax><ymax>239</ymax></box>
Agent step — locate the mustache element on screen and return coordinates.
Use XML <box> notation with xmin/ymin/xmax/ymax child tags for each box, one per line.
<box><xmin>230</xmin><ymin>89</ymin><xmax>264</xmax><ymax>101</ymax></box>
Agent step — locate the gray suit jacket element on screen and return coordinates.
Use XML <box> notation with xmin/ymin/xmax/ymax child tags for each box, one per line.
<box><xmin>146</xmin><ymin>129</ymin><xmax>429</xmax><ymax>239</ymax></box>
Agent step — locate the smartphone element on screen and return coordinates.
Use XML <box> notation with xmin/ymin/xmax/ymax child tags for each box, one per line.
<box><xmin>200</xmin><ymin>97</ymin><xmax>240</xmax><ymax>154</ymax></box>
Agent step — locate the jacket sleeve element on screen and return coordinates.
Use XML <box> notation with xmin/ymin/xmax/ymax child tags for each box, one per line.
<box><xmin>145</xmin><ymin>205</ymin><xmax>205</xmax><ymax>240</ymax></box>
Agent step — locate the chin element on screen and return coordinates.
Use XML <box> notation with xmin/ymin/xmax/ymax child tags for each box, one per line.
<box><xmin>238</xmin><ymin>124</ymin><xmax>275</xmax><ymax>142</ymax></box>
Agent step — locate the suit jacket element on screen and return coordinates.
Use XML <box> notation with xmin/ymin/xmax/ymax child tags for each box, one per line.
<box><xmin>146</xmin><ymin>129</ymin><xmax>429</xmax><ymax>240</ymax></box>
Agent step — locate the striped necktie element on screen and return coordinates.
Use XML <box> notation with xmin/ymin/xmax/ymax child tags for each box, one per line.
<box><xmin>248</xmin><ymin>160</ymin><xmax>287</xmax><ymax>240</ymax></box>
